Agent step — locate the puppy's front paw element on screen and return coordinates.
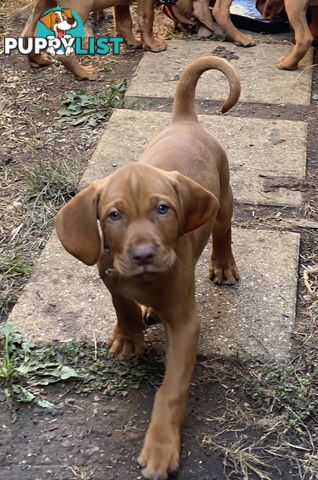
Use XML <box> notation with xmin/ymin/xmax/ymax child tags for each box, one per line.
<box><xmin>75</xmin><ymin>64</ymin><xmax>98</xmax><ymax>81</ymax></box>
<box><xmin>125</xmin><ymin>36</ymin><xmax>143</xmax><ymax>48</ymax></box>
<box><xmin>138</xmin><ymin>430</ymin><xmax>180</xmax><ymax>480</ymax></box>
<box><xmin>144</xmin><ymin>38</ymin><xmax>167</xmax><ymax>53</ymax></box>
<box><xmin>107</xmin><ymin>326</ymin><xmax>144</xmax><ymax>357</ymax></box>
<box><xmin>210</xmin><ymin>257</ymin><xmax>239</xmax><ymax>285</ymax></box>
<box><xmin>277</xmin><ymin>55</ymin><xmax>298</xmax><ymax>70</ymax></box>
<box><xmin>234</xmin><ymin>33</ymin><xmax>256</xmax><ymax>47</ymax></box>
<box><xmin>29</xmin><ymin>53</ymin><xmax>54</xmax><ymax>68</ymax></box>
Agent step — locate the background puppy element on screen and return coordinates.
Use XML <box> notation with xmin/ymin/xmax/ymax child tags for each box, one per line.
<box><xmin>55</xmin><ymin>55</ymin><xmax>240</xmax><ymax>479</ymax></box>
<box><xmin>257</xmin><ymin>0</ymin><xmax>318</xmax><ymax>69</ymax></box>
<box><xmin>22</xmin><ymin>0</ymin><xmax>165</xmax><ymax>80</ymax></box>
<box><xmin>172</xmin><ymin>0</ymin><xmax>318</xmax><ymax>69</ymax></box>
<box><xmin>170</xmin><ymin>0</ymin><xmax>255</xmax><ymax>45</ymax></box>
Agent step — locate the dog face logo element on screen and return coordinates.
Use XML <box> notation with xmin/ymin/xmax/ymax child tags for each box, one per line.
<box><xmin>39</xmin><ymin>8</ymin><xmax>77</xmax><ymax>38</ymax></box>
<box><xmin>35</xmin><ymin>7</ymin><xmax>83</xmax><ymax>56</ymax></box>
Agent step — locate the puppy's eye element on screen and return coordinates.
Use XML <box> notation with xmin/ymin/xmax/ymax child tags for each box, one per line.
<box><xmin>108</xmin><ymin>210</ymin><xmax>122</xmax><ymax>221</ymax></box>
<box><xmin>157</xmin><ymin>203</ymin><xmax>169</xmax><ymax>215</ymax></box>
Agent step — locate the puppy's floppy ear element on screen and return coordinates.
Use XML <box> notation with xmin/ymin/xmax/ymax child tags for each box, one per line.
<box><xmin>55</xmin><ymin>182</ymin><xmax>101</xmax><ymax>266</ymax></box>
<box><xmin>168</xmin><ymin>171</ymin><xmax>219</xmax><ymax>233</ymax></box>
<box><xmin>39</xmin><ymin>12</ymin><xmax>55</xmax><ymax>30</ymax></box>
<box><xmin>61</xmin><ymin>8</ymin><xmax>73</xmax><ymax>19</ymax></box>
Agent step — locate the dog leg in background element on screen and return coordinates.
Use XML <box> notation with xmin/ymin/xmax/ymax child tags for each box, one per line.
<box><xmin>59</xmin><ymin>51</ymin><xmax>98</xmax><ymax>81</ymax></box>
<box><xmin>193</xmin><ymin>0</ymin><xmax>215</xmax><ymax>37</ymax></box>
<box><xmin>138</xmin><ymin>301</ymin><xmax>200</xmax><ymax>479</ymax></box>
<box><xmin>106</xmin><ymin>293</ymin><xmax>145</xmax><ymax>357</ymax></box>
<box><xmin>210</xmin><ymin>184</ymin><xmax>239</xmax><ymax>285</ymax></box>
<box><xmin>57</xmin><ymin>1</ymin><xmax>100</xmax><ymax>80</ymax></box>
<box><xmin>114</xmin><ymin>4</ymin><xmax>142</xmax><ymax>48</ymax></box>
<box><xmin>22</xmin><ymin>0</ymin><xmax>55</xmax><ymax>68</ymax></box>
<box><xmin>277</xmin><ymin>0</ymin><xmax>312</xmax><ymax>69</ymax></box>
<box><xmin>212</xmin><ymin>0</ymin><xmax>256</xmax><ymax>46</ymax></box>
<box><xmin>138</xmin><ymin>0</ymin><xmax>166</xmax><ymax>52</ymax></box>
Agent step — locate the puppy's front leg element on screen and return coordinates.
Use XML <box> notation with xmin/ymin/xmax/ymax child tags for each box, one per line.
<box><xmin>107</xmin><ymin>294</ymin><xmax>145</xmax><ymax>357</ymax></box>
<box><xmin>277</xmin><ymin>0</ymin><xmax>313</xmax><ymax>70</ymax></box>
<box><xmin>138</xmin><ymin>0</ymin><xmax>166</xmax><ymax>52</ymax></box>
<box><xmin>138</xmin><ymin>303</ymin><xmax>200</xmax><ymax>479</ymax></box>
<box><xmin>213</xmin><ymin>0</ymin><xmax>255</xmax><ymax>46</ymax></box>
<box><xmin>114</xmin><ymin>5</ymin><xmax>142</xmax><ymax>48</ymax></box>
<box><xmin>22</xmin><ymin>0</ymin><xmax>54</xmax><ymax>68</ymax></box>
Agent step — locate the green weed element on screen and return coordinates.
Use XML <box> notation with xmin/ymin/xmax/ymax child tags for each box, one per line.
<box><xmin>55</xmin><ymin>81</ymin><xmax>126</xmax><ymax>128</ymax></box>
<box><xmin>0</xmin><ymin>324</ymin><xmax>163</xmax><ymax>408</ymax></box>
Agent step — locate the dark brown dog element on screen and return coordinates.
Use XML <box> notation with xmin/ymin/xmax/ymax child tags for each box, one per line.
<box><xmin>55</xmin><ymin>55</ymin><xmax>240</xmax><ymax>479</ymax></box>
<box><xmin>22</xmin><ymin>0</ymin><xmax>165</xmax><ymax>80</ymax></box>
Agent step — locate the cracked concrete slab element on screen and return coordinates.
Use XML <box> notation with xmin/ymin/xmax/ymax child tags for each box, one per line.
<box><xmin>80</xmin><ymin>109</ymin><xmax>306</xmax><ymax>207</ymax></box>
<box><xmin>125</xmin><ymin>40</ymin><xmax>312</xmax><ymax>106</ymax></box>
<box><xmin>9</xmin><ymin>228</ymin><xmax>299</xmax><ymax>360</ymax></box>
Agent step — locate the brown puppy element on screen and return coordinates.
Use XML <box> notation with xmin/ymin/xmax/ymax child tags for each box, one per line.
<box><xmin>173</xmin><ymin>0</ymin><xmax>318</xmax><ymax>70</ymax></box>
<box><xmin>170</xmin><ymin>0</ymin><xmax>255</xmax><ymax>46</ymax></box>
<box><xmin>55</xmin><ymin>56</ymin><xmax>240</xmax><ymax>479</ymax></box>
<box><xmin>257</xmin><ymin>0</ymin><xmax>318</xmax><ymax>70</ymax></box>
<box><xmin>22</xmin><ymin>0</ymin><xmax>165</xmax><ymax>80</ymax></box>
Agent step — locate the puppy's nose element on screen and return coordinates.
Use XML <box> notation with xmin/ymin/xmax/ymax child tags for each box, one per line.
<box><xmin>68</xmin><ymin>17</ymin><xmax>76</xmax><ymax>25</ymax></box>
<box><xmin>131</xmin><ymin>244</ymin><xmax>155</xmax><ymax>266</ymax></box>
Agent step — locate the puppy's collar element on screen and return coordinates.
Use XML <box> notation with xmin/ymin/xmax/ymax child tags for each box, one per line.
<box><xmin>105</xmin><ymin>267</ymin><xmax>118</xmax><ymax>277</ymax></box>
<box><xmin>157</xmin><ymin>0</ymin><xmax>177</xmax><ymax>5</ymax></box>
<box><xmin>103</xmin><ymin>239</ymin><xmax>119</xmax><ymax>277</ymax></box>
<box><xmin>104</xmin><ymin>239</ymin><xmax>110</xmax><ymax>253</ymax></box>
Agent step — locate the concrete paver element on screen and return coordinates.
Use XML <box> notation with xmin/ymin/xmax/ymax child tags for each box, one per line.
<box><xmin>10</xmin><ymin>228</ymin><xmax>299</xmax><ymax>360</ymax></box>
<box><xmin>9</xmin><ymin>39</ymin><xmax>305</xmax><ymax>363</ymax></box>
<box><xmin>125</xmin><ymin>40</ymin><xmax>312</xmax><ymax>106</ymax></box>
<box><xmin>81</xmin><ymin>109</ymin><xmax>306</xmax><ymax>207</ymax></box>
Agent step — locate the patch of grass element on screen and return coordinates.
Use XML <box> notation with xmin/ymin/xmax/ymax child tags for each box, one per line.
<box><xmin>0</xmin><ymin>155</ymin><xmax>82</xmax><ymax>321</ymax></box>
<box><xmin>201</xmin><ymin>434</ymin><xmax>272</xmax><ymax>480</ymax></box>
<box><xmin>0</xmin><ymin>254</ymin><xmax>32</xmax><ymax>322</ymax></box>
<box><xmin>0</xmin><ymin>323</ymin><xmax>79</xmax><ymax>408</ymax></box>
<box><xmin>23</xmin><ymin>157</ymin><xmax>79</xmax><ymax>207</ymax></box>
<box><xmin>197</xmin><ymin>272</ymin><xmax>318</xmax><ymax>480</ymax></box>
<box><xmin>0</xmin><ymin>324</ymin><xmax>163</xmax><ymax>408</ymax></box>
<box><xmin>55</xmin><ymin>81</ymin><xmax>127</xmax><ymax>128</ymax></box>
<box><xmin>240</xmin><ymin>360</ymin><xmax>318</xmax><ymax>427</ymax></box>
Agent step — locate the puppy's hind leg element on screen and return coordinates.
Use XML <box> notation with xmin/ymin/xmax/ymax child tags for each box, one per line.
<box><xmin>213</xmin><ymin>0</ymin><xmax>255</xmax><ymax>46</ymax></box>
<box><xmin>138</xmin><ymin>0</ymin><xmax>166</xmax><ymax>52</ymax></box>
<box><xmin>210</xmin><ymin>184</ymin><xmax>239</xmax><ymax>285</ymax></box>
<box><xmin>277</xmin><ymin>0</ymin><xmax>313</xmax><ymax>70</ymax></box>
<box><xmin>114</xmin><ymin>5</ymin><xmax>142</xmax><ymax>48</ymax></box>
<box><xmin>22</xmin><ymin>0</ymin><xmax>55</xmax><ymax>68</ymax></box>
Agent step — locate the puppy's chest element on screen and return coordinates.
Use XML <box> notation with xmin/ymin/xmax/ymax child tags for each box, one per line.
<box><xmin>115</xmin><ymin>278</ymin><xmax>169</xmax><ymax>307</ymax></box>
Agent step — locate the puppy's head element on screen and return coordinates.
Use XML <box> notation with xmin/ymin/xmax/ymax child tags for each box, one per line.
<box><xmin>55</xmin><ymin>163</ymin><xmax>219</xmax><ymax>278</ymax></box>
<box><xmin>256</xmin><ymin>0</ymin><xmax>285</xmax><ymax>18</ymax></box>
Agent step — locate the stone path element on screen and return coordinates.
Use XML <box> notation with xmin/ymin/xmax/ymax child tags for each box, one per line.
<box><xmin>9</xmin><ymin>40</ymin><xmax>313</xmax><ymax>360</ymax></box>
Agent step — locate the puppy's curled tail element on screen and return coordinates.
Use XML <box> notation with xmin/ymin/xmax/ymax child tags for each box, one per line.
<box><xmin>172</xmin><ymin>56</ymin><xmax>240</xmax><ymax>123</ymax></box>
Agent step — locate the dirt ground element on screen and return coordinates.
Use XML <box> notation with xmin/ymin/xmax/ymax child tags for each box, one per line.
<box><xmin>1</xmin><ymin>1</ymin><xmax>318</xmax><ymax>479</ymax></box>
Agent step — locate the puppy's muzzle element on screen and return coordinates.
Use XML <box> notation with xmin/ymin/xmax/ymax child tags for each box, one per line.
<box><xmin>131</xmin><ymin>243</ymin><xmax>156</xmax><ymax>266</ymax></box>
